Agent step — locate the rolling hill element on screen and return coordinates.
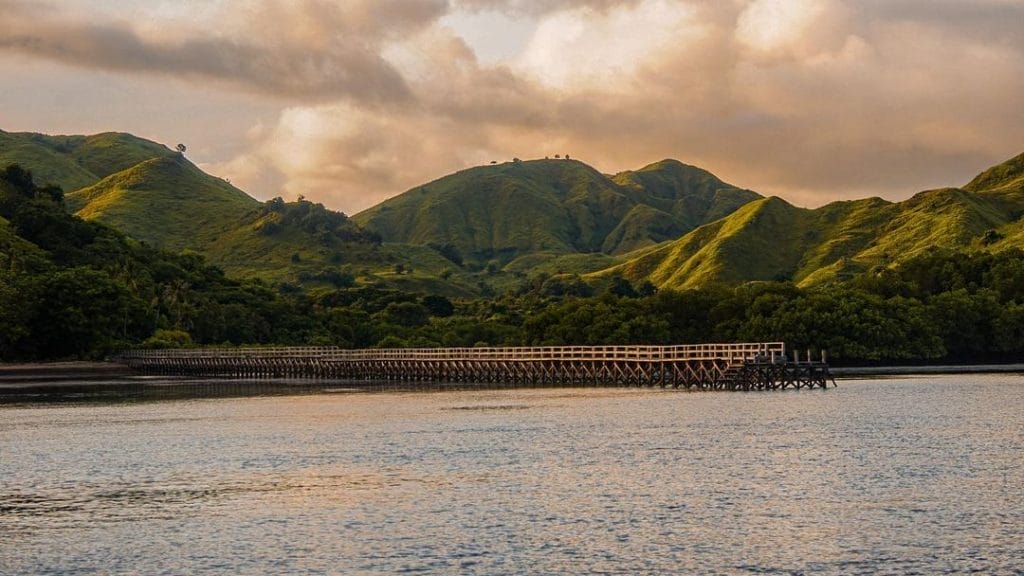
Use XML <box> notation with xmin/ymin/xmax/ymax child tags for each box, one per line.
<box><xmin>0</xmin><ymin>130</ymin><xmax>404</xmax><ymax>286</ymax></box>
<box><xmin>0</xmin><ymin>130</ymin><xmax>179</xmax><ymax>191</ymax></box>
<box><xmin>66</xmin><ymin>155</ymin><xmax>259</xmax><ymax>251</ymax></box>
<box><xmin>5</xmin><ymin>127</ymin><xmax>1024</xmax><ymax>295</ymax></box>
<box><xmin>353</xmin><ymin>158</ymin><xmax>760</xmax><ymax>268</ymax></box>
<box><xmin>598</xmin><ymin>153</ymin><xmax>1024</xmax><ymax>289</ymax></box>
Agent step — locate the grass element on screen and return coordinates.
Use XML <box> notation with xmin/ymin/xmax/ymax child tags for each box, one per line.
<box><xmin>612</xmin><ymin>159</ymin><xmax>761</xmax><ymax>228</ymax></box>
<box><xmin>964</xmin><ymin>152</ymin><xmax>1024</xmax><ymax>194</ymax></box>
<box><xmin>0</xmin><ymin>130</ymin><xmax>180</xmax><ymax>194</ymax></box>
<box><xmin>7</xmin><ymin>127</ymin><xmax>1023</xmax><ymax>295</ymax></box>
<box><xmin>69</xmin><ymin>132</ymin><xmax>178</xmax><ymax>179</ymax></box>
<box><xmin>68</xmin><ymin>156</ymin><xmax>258</xmax><ymax>250</ymax></box>
<box><xmin>0</xmin><ymin>130</ymin><xmax>98</xmax><ymax>192</ymax></box>
<box><xmin>2</xmin><ymin>129</ymin><xmax>486</xmax><ymax>295</ymax></box>
<box><xmin>354</xmin><ymin>158</ymin><xmax>762</xmax><ymax>269</ymax></box>
<box><xmin>594</xmin><ymin>154</ymin><xmax>1024</xmax><ymax>289</ymax></box>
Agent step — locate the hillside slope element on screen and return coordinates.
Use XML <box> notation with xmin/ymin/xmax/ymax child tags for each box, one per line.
<box><xmin>354</xmin><ymin>158</ymin><xmax>760</xmax><ymax>268</ymax></box>
<box><xmin>67</xmin><ymin>155</ymin><xmax>258</xmax><ymax>251</ymax></box>
<box><xmin>1</xmin><ymin>129</ymin><xmax>410</xmax><ymax>287</ymax></box>
<box><xmin>600</xmin><ymin>152</ymin><xmax>1024</xmax><ymax>289</ymax></box>
<box><xmin>0</xmin><ymin>130</ymin><xmax>178</xmax><ymax>192</ymax></box>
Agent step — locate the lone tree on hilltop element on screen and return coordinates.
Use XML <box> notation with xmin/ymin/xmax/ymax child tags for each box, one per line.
<box><xmin>176</xmin><ymin>143</ymin><xmax>187</xmax><ymax>154</ymax></box>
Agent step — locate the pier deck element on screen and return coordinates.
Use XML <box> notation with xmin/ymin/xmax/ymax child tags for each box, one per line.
<box><xmin>118</xmin><ymin>343</ymin><xmax>834</xmax><ymax>391</ymax></box>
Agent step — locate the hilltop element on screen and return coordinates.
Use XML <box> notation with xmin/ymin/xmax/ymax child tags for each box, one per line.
<box><xmin>353</xmin><ymin>158</ymin><xmax>759</xmax><ymax>269</ymax></box>
<box><xmin>4</xmin><ymin>127</ymin><xmax>1024</xmax><ymax>296</ymax></box>
<box><xmin>66</xmin><ymin>155</ymin><xmax>258</xmax><ymax>251</ymax></box>
<box><xmin>0</xmin><ymin>130</ymin><xmax>178</xmax><ymax>193</ymax></box>
<box><xmin>0</xmin><ymin>130</ymin><xmax>416</xmax><ymax>287</ymax></box>
<box><xmin>597</xmin><ymin>152</ymin><xmax>1024</xmax><ymax>289</ymax></box>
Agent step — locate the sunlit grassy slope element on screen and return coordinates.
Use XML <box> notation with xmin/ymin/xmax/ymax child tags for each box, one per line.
<box><xmin>0</xmin><ymin>130</ymin><xmax>180</xmax><ymax>191</ymax></box>
<box><xmin>0</xmin><ymin>130</ymin><xmax>415</xmax><ymax>288</ymax></box>
<box><xmin>67</xmin><ymin>156</ymin><xmax>258</xmax><ymax>251</ymax></box>
<box><xmin>1</xmin><ymin>130</ymin><xmax>595</xmax><ymax>292</ymax></box>
<box><xmin>354</xmin><ymin>158</ymin><xmax>760</xmax><ymax>266</ymax></box>
<box><xmin>598</xmin><ymin>152</ymin><xmax>1024</xmax><ymax>289</ymax></box>
<box><xmin>6</xmin><ymin>127</ymin><xmax>1023</xmax><ymax>294</ymax></box>
<box><xmin>0</xmin><ymin>130</ymin><xmax>99</xmax><ymax>192</ymax></box>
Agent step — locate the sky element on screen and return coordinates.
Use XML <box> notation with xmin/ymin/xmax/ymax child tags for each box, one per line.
<box><xmin>1</xmin><ymin>0</ymin><xmax>1022</xmax><ymax>214</ymax></box>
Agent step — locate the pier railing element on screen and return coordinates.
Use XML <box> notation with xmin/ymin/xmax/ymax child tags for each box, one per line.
<box><xmin>116</xmin><ymin>342</ymin><xmax>833</xmax><ymax>390</ymax></box>
<box><xmin>120</xmin><ymin>342</ymin><xmax>786</xmax><ymax>363</ymax></box>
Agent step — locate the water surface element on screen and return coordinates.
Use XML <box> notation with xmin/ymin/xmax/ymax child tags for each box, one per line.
<box><xmin>1</xmin><ymin>375</ymin><xmax>1022</xmax><ymax>574</ymax></box>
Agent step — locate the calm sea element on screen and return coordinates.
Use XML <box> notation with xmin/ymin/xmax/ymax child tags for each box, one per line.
<box><xmin>1</xmin><ymin>375</ymin><xmax>1022</xmax><ymax>575</ymax></box>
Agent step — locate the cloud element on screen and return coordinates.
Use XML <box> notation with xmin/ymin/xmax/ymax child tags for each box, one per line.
<box><xmin>0</xmin><ymin>0</ymin><xmax>443</xmax><ymax>104</ymax></box>
<box><xmin>517</xmin><ymin>0</ymin><xmax>706</xmax><ymax>90</ymax></box>
<box><xmin>451</xmin><ymin>0</ymin><xmax>645</xmax><ymax>17</ymax></box>
<box><xmin>3</xmin><ymin>0</ymin><xmax>1023</xmax><ymax>212</ymax></box>
<box><xmin>736</xmin><ymin>0</ymin><xmax>848</xmax><ymax>56</ymax></box>
<box><xmin>216</xmin><ymin>102</ymin><xmax>501</xmax><ymax>214</ymax></box>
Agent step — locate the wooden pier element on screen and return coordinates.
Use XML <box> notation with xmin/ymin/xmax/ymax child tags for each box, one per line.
<box><xmin>117</xmin><ymin>343</ymin><xmax>835</xmax><ymax>391</ymax></box>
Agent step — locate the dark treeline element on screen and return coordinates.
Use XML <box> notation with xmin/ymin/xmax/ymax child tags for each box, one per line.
<box><xmin>3</xmin><ymin>165</ymin><xmax>1024</xmax><ymax>363</ymax></box>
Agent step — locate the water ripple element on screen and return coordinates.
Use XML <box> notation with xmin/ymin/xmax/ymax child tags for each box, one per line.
<box><xmin>0</xmin><ymin>375</ymin><xmax>1022</xmax><ymax>574</ymax></box>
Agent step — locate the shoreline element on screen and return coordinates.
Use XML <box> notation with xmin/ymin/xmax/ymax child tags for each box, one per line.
<box><xmin>0</xmin><ymin>361</ymin><xmax>137</xmax><ymax>384</ymax></box>
<box><xmin>1</xmin><ymin>361</ymin><xmax>1022</xmax><ymax>389</ymax></box>
<box><xmin>830</xmin><ymin>364</ymin><xmax>1024</xmax><ymax>376</ymax></box>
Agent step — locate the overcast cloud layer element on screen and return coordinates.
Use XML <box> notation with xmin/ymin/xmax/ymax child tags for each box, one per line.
<box><xmin>1</xmin><ymin>0</ymin><xmax>1022</xmax><ymax>212</ymax></box>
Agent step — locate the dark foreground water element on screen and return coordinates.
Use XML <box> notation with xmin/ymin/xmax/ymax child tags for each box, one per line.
<box><xmin>1</xmin><ymin>375</ymin><xmax>1022</xmax><ymax>575</ymax></box>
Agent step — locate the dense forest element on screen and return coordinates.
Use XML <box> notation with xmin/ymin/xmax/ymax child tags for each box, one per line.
<box><xmin>3</xmin><ymin>165</ymin><xmax>1024</xmax><ymax>364</ymax></box>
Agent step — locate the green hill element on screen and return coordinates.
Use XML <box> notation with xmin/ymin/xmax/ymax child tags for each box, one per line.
<box><xmin>63</xmin><ymin>158</ymin><xmax>437</xmax><ymax>286</ymax></box>
<box><xmin>0</xmin><ymin>129</ymin><xmax>178</xmax><ymax>191</ymax></box>
<box><xmin>964</xmin><ymin>152</ymin><xmax>1024</xmax><ymax>194</ymax></box>
<box><xmin>67</xmin><ymin>155</ymin><xmax>258</xmax><ymax>251</ymax></box>
<box><xmin>6</xmin><ymin>127</ymin><xmax>1023</xmax><ymax>296</ymax></box>
<box><xmin>612</xmin><ymin>159</ymin><xmax>762</xmax><ymax>231</ymax></box>
<box><xmin>354</xmin><ymin>158</ymin><xmax>760</xmax><ymax>269</ymax></box>
<box><xmin>0</xmin><ymin>129</ymin><xmax>406</xmax><ymax>287</ymax></box>
<box><xmin>600</xmin><ymin>153</ymin><xmax>1024</xmax><ymax>289</ymax></box>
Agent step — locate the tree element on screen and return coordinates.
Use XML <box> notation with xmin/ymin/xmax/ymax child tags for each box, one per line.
<box><xmin>607</xmin><ymin>275</ymin><xmax>638</xmax><ymax>298</ymax></box>
<box><xmin>422</xmin><ymin>295</ymin><xmax>455</xmax><ymax>317</ymax></box>
<box><xmin>30</xmin><ymin>267</ymin><xmax>138</xmax><ymax>358</ymax></box>
<box><xmin>0</xmin><ymin>276</ymin><xmax>38</xmax><ymax>359</ymax></box>
<box><xmin>380</xmin><ymin>301</ymin><xmax>429</xmax><ymax>328</ymax></box>
<box><xmin>176</xmin><ymin>143</ymin><xmax>187</xmax><ymax>154</ymax></box>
